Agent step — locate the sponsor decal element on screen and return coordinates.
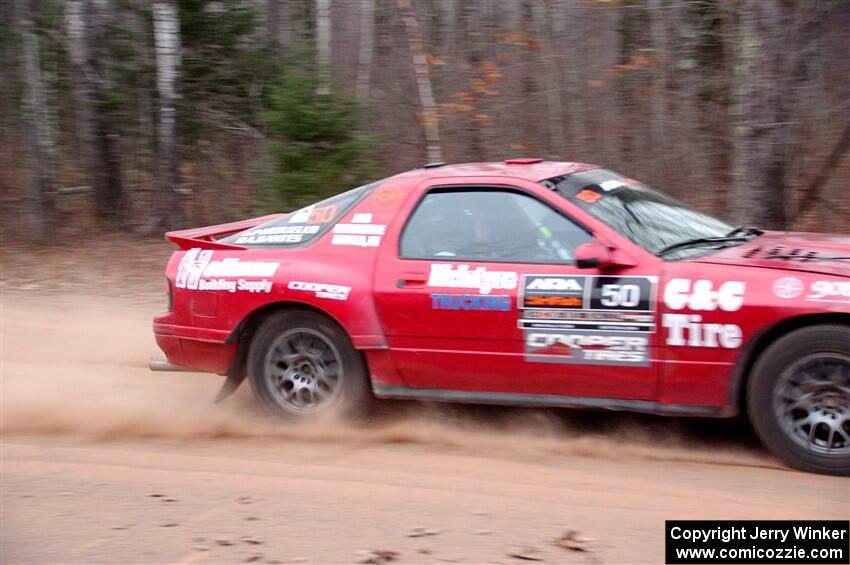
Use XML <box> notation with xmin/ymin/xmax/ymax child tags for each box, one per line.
<box><xmin>333</xmin><ymin>223</ymin><xmax>386</xmax><ymax>236</ymax></box>
<box><xmin>331</xmin><ymin>221</ymin><xmax>387</xmax><ymax>248</ymax></box>
<box><xmin>519</xmin><ymin>274</ymin><xmax>656</xmax><ymax>366</ymax></box>
<box><xmin>662</xmin><ymin>278</ymin><xmax>745</xmax><ymax>348</ymax></box>
<box><xmin>519</xmin><ymin>274</ymin><xmax>656</xmax><ymax>331</ymax></box>
<box><xmin>288</xmin><ymin>204</ymin><xmax>338</xmax><ymax>225</ymax></box>
<box><xmin>371</xmin><ymin>185</ymin><xmax>404</xmax><ymax>208</ymax></box>
<box><xmin>288</xmin><ymin>281</ymin><xmax>350</xmax><ymax>301</ymax></box>
<box><xmin>288</xmin><ymin>204</ymin><xmax>314</xmax><ymax>224</ymax></box>
<box><xmin>308</xmin><ymin>205</ymin><xmax>337</xmax><ymax>224</ymax></box>
<box><xmin>331</xmin><ymin>234</ymin><xmax>381</xmax><ymax>247</ymax></box>
<box><xmin>772</xmin><ymin>276</ymin><xmax>804</xmax><ymax>299</ymax></box>
<box><xmin>523</xmin><ymin>309</ymin><xmax>654</xmax><ymax>331</ymax></box>
<box><xmin>663</xmin><ymin>278</ymin><xmax>745</xmax><ymax>312</ymax></box>
<box><xmin>522</xmin><ymin>275</ymin><xmax>585</xmax><ymax>309</ymax></box>
<box><xmin>599</xmin><ymin>179</ymin><xmax>624</xmax><ymax>191</ymax></box>
<box><xmin>193</xmin><ymin>279</ymin><xmax>273</xmax><ymax>293</ymax></box>
<box><xmin>233</xmin><ymin>225</ymin><xmax>320</xmax><ymax>245</ymax></box>
<box><xmin>175</xmin><ymin>248</ymin><xmax>278</xmax><ymax>293</ymax></box>
<box><xmin>351</xmin><ymin>213</ymin><xmax>373</xmax><ymax>224</ymax></box>
<box><xmin>807</xmin><ymin>280</ymin><xmax>850</xmax><ymax>303</ymax></box>
<box><xmin>661</xmin><ymin>314</ymin><xmax>742</xmax><ymax>348</ymax></box>
<box><xmin>431</xmin><ymin>293</ymin><xmax>511</xmax><ymax>311</ymax></box>
<box><xmin>427</xmin><ymin>264</ymin><xmax>519</xmax><ymax>295</ymax></box>
<box><xmin>575</xmin><ymin>189</ymin><xmax>602</xmax><ymax>203</ymax></box>
<box><xmin>525</xmin><ymin>329</ymin><xmax>649</xmax><ymax>367</ymax></box>
<box><xmin>773</xmin><ymin>277</ymin><xmax>850</xmax><ymax>303</ymax></box>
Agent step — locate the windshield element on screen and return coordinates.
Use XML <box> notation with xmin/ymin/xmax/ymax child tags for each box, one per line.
<box><xmin>543</xmin><ymin>169</ymin><xmax>735</xmax><ymax>258</ymax></box>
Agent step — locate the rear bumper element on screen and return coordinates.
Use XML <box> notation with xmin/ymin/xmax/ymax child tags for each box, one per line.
<box><xmin>153</xmin><ymin>313</ymin><xmax>236</xmax><ymax>375</ymax></box>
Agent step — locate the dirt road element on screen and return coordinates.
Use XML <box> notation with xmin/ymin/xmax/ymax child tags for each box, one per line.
<box><xmin>1</xmin><ymin>293</ymin><xmax>847</xmax><ymax>564</ymax></box>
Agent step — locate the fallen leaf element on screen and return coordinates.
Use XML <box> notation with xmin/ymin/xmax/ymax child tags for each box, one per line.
<box><xmin>405</xmin><ymin>527</ymin><xmax>440</xmax><ymax>538</ymax></box>
<box><xmin>508</xmin><ymin>546</ymin><xmax>544</xmax><ymax>561</ymax></box>
<box><xmin>355</xmin><ymin>549</ymin><xmax>400</xmax><ymax>564</ymax></box>
<box><xmin>553</xmin><ymin>530</ymin><xmax>595</xmax><ymax>553</ymax></box>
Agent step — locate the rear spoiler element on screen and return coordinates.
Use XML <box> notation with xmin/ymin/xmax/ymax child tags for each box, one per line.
<box><xmin>165</xmin><ymin>213</ymin><xmax>286</xmax><ymax>250</ymax></box>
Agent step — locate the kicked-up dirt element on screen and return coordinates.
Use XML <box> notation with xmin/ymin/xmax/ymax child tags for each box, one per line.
<box><xmin>1</xmin><ymin>241</ymin><xmax>847</xmax><ymax>564</ymax></box>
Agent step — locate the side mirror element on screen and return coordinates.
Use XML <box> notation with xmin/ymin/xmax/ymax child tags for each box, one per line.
<box><xmin>575</xmin><ymin>241</ymin><xmax>636</xmax><ymax>269</ymax></box>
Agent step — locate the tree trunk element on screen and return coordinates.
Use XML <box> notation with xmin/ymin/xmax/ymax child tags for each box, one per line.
<box><xmin>730</xmin><ymin>1</ymin><xmax>794</xmax><ymax>229</ymax></box>
<box><xmin>397</xmin><ymin>0</ymin><xmax>443</xmax><ymax>163</ymax></box>
<box><xmin>648</xmin><ymin>0</ymin><xmax>668</xmax><ymax>168</ymax></box>
<box><xmin>316</xmin><ymin>0</ymin><xmax>331</xmax><ymax>95</ymax></box>
<box><xmin>459</xmin><ymin>1</ymin><xmax>485</xmax><ymax>161</ymax></box>
<box><xmin>355</xmin><ymin>0</ymin><xmax>375</xmax><ymax>104</ymax></box>
<box><xmin>267</xmin><ymin>0</ymin><xmax>281</xmax><ymax>51</ymax></box>
<box><xmin>64</xmin><ymin>0</ymin><xmax>96</xmax><ymax>182</ymax></box>
<box><xmin>558</xmin><ymin>0</ymin><xmax>585</xmax><ymax>156</ymax></box>
<box><xmin>66</xmin><ymin>0</ymin><xmax>126</xmax><ymax>225</ymax></box>
<box><xmin>17</xmin><ymin>0</ymin><xmax>56</xmax><ymax>242</ymax></box>
<box><xmin>615</xmin><ymin>2</ymin><xmax>638</xmax><ymax>169</ymax></box>
<box><xmin>153</xmin><ymin>0</ymin><xmax>183</xmax><ymax>228</ymax></box>
<box><xmin>531</xmin><ymin>0</ymin><xmax>566</xmax><ymax>158</ymax></box>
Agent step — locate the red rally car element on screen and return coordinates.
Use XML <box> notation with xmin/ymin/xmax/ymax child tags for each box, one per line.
<box><xmin>152</xmin><ymin>159</ymin><xmax>850</xmax><ymax>475</ymax></box>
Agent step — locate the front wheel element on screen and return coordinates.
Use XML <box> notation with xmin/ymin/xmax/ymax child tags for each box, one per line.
<box><xmin>247</xmin><ymin>309</ymin><xmax>371</xmax><ymax>419</ymax></box>
<box><xmin>747</xmin><ymin>324</ymin><xmax>850</xmax><ymax>475</ymax></box>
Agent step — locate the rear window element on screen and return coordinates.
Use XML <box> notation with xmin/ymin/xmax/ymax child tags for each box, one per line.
<box><xmin>222</xmin><ymin>181</ymin><xmax>380</xmax><ymax>247</ymax></box>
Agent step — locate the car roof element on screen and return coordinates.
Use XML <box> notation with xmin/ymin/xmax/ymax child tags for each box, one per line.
<box><xmin>386</xmin><ymin>159</ymin><xmax>599</xmax><ymax>185</ymax></box>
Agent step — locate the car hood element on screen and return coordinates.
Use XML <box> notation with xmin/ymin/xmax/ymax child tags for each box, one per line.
<box><xmin>693</xmin><ymin>230</ymin><xmax>850</xmax><ymax>277</ymax></box>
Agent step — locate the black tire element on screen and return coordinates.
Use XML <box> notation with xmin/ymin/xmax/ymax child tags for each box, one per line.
<box><xmin>747</xmin><ymin>324</ymin><xmax>850</xmax><ymax>475</ymax></box>
<box><xmin>247</xmin><ymin>309</ymin><xmax>371</xmax><ymax>419</ymax></box>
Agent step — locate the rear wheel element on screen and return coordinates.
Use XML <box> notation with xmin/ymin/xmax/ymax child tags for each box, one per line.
<box><xmin>747</xmin><ymin>324</ymin><xmax>850</xmax><ymax>475</ymax></box>
<box><xmin>247</xmin><ymin>309</ymin><xmax>370</xmax><ymax>419</ymax></box>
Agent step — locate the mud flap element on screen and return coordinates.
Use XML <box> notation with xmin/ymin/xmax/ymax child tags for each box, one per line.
<box><xmin>214</xmin><ymin>374</ymin><xmax>245</xmax><ymax>404</ymax></box>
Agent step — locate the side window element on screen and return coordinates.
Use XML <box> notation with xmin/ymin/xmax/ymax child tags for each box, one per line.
<box><xmin>400</xmin><ymin>189</ymin><xmax>592</xmax><ymax>263</ymax></box>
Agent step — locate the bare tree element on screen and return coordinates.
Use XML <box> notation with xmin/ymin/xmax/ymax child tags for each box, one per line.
<box><xmin>731</xmin><ymin>1</ymin><xmax>796</xmax><ymax>228</ymax></box>
<box><xmin>316</xmin><ymin>0</ymin><xmax>331</xmax><ymax>95</ymax></box>
<box><xmin>65</xmin><ymin>0</ymin><xmax>97</xmax><ymax>189</ymax></box>
<box><xmin>647</xmin><ymin>0</ymin><xmax>668</xmax><ymax>166</ymax></box>
<box><xmin>66</xmin><ymin>0</ymin><xmax>125</xmax><ymax>224</ymax></box>
<box><xmin>267</xmin><ymin>0</ymin><xmax>281</xmax><ymax>51</ymax></box>
<box><xmin>152</xmin><ymin>0</ymin><xmax>183</xmax><ymax>228</ymax></box>
<box><xmin>555</xmin><ymin>0</ymin><xmax>585</xmax><ymax>156</ymax></box>
<box><xmin>355</xmin><ymin>0</ymin><xmax>375</xmax><ymax>104</ymax></box>
<box><xmin>397</xmin><ymin>0</ymin><xmax>443</xmax><ymax>163</ymax></box>
<box><xmin>17</xmin><ymin>0</ymin><xmax>56</xmax><ymax>241</ymax></box>
<box><xmin>531</xmin><ymin>0</ymin><xmax>566</xmax><ymax>158</ymax></box>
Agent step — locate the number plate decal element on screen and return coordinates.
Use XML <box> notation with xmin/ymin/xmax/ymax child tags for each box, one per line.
<box><xmin>519</xmin><ymin>275</ymin><xmax>657</xmax><ymax>367</ymax></box>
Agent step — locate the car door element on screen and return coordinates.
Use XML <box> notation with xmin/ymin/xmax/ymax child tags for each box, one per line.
<box><xmin>373</xmin><ymin>178</ymin><xmax>660</xmax><ymax>400</ymax></box>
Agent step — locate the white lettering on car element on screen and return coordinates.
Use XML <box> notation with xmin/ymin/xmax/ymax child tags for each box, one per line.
<box><xmin>662</xmin><ymin>278</ymin><xmax>745</xmax><ymax>348</ymax></box>
<box><xmin>661</xmin><ymin>314</ymin><xmax>743</xmax><ymax>348</ymax></box>
<box><xmin>427</xmin><ymin>264</ymin><xmax>518</xmax><ymax>295</ymax></box>
<box><xmin>175</xmin><ymin>249</ymin><xmax>278</xmax><ymax>293</ymax></box>
<box><xmin>526</xmin><ymin>277</ymin><xmax>583</xmax><ymax>292</ymax></box>
<box><xmin>331</xmin><ymin>234</ymin><xmax>382</xmax><ymax>247</ymax></box>
<box><xmin>288</xmin><ymin>205</ymin><xmax>314</xmax><ymax>224</ymax></box>
<box><xmin>807</xmin><ymin>280</ymin><xmax>850</xmax><ymax>302</ymax></box>
<box><xmin>330</xmin><ymin>221</ymin><xmax>386</xmax><ymax>248</ymax></box>
<box><xmin>524</xmin><ymin>331</ymin><xmax>649</xmax><ymax>365</ymax></box>
<box><xmin>663</xmin><ymin>278</ymin><xmax>745</xmax><ymax>312</ymax></box>
<box><xmin>772</xmin><ymin>277</ymin><xmax>850</xmax><ymax>303</ymax></box>
<box><xmin>288</xmin><ymin>281</ymin><xmax>351</xmax><ymax>301</ymax></box>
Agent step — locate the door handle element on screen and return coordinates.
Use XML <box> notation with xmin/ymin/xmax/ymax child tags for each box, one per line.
<box><xmin>397</xmin><ymin>273</ymin><xmax>428</xmax><ymax>288</ymax></box>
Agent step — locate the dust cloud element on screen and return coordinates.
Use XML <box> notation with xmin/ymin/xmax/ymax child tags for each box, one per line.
<box><xmin>0</xmin><ymin>294</ymin><xmax>774</xmax><ymax>470</ymax></box>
